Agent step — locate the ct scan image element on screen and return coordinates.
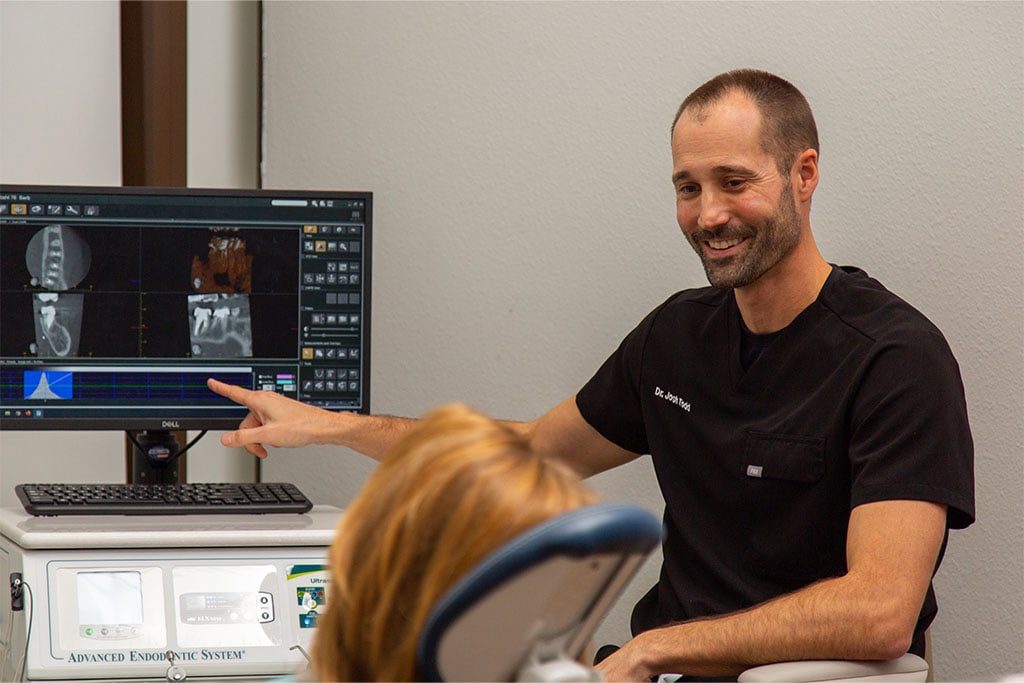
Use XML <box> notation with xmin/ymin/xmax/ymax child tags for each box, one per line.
<box><xmin>24</xmin><ymin>225</ymin><xmax>91</xmax><ymax>357</ymax></box>
<box><xmin>187</xmin><ymin>293</ymin><xmax>253</xmax><ymax>358</ymax></box>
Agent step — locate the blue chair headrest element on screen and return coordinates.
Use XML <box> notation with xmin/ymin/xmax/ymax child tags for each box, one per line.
<box><xmin>417</xmin><ymin>503</ymin><xmax>661</xmax><ymax>682</ymax></box>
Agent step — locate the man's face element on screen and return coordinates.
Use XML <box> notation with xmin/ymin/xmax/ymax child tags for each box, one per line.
<box><xmin>671</xmin><ymin>92</ymin><xmax>803</xmax><ymax>290</ymax></box>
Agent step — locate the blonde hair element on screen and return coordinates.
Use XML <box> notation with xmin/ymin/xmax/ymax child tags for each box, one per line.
<box><xmin>310</xmin><ymin>403</ymin><xmax>597</xmax><ymax>681</ymax></box>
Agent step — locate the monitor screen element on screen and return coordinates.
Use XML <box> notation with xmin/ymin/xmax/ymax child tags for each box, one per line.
<box><xmin>0</xmin><ymin>185</ymin><xmax>371</xmax><ymax>431</ymax></box>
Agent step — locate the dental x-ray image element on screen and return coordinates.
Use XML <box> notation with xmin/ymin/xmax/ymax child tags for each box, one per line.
<box><xmin>186</xmin><ymin>231</ymin><xmax>255</xmax><ymax>358</ymax></box>
<box><xmin>187</xmin><ymin>293</ymin><xmax>254</xmax><ymax>358</ymax></box>
<box><xmin>32</xmin><ymin>292</ymin><xmax>84</xmax><ymax>357</ymax></box>
<box><xmin>24</xmin><ymin>225</ymin><xmax>91</xmax><ymax>357</ymax></box>
<box><xmin>25</xmin><ymin>224</ymin><xmax>91</xmax><ymax>291</ymax></box>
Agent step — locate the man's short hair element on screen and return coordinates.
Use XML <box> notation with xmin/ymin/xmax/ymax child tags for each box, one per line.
<box><xmin>673</xmin><ymin>69</ymin><xmax>820</xmax><ymax>172</ymax></box>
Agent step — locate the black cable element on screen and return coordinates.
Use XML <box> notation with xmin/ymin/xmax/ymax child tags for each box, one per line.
<box><xmin>16</xmin><ymin>579</ymin><xmax>32</xmax><ymax>682</ymax></box>
<box><xmin>124</xmin><ymin>430</ymin><xmax>146</xmax><ymax>454</ymax></box>
<box><xmin>174</xmin><ymin>430</ymin><xmax>209</xmax><ymax>463</ymax></box>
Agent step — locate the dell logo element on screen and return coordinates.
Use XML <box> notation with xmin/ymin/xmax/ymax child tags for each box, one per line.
<box><xmin>162</xmin><ymin>420</ymin><xmax>181</xmax><ymax>429</ymax></box>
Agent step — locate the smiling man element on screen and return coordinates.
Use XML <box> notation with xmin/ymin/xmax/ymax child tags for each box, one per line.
<box><xmin>574</xmin><ymin>72</ymin><xmax>973</xmax><ymax>680</ymax></box>
<box><xmin>209</xmin><ymin>69</ymin><xmax>975</xmax><ymax>681</ymax></box>
<box><xmin>671</xmin><ymin>79</ymin><xmax>832</xmax><ymax>332</ymax></box>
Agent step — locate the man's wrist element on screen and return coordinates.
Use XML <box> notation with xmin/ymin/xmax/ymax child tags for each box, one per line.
<box><xmin>623</xmin><ymin>627</ymin><xmax>679</xmax><ymax>680</ymax></box>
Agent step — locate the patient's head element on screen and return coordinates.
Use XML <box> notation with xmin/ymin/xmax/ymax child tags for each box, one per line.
<box><xmin>310</xmin><ymin>403</ymin><xmax>597</xmax><ymax>682</ymax></box>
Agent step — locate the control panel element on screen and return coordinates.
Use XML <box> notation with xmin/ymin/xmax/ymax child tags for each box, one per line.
<box><xmin>0</xmin><ymin>506</ymin><xmax>339</xmax><ymax>682</ymax></box>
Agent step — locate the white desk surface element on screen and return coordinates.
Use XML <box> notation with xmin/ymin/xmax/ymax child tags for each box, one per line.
<box><xmin>0</xmin><ymin>504</ymin><xmax>343</xmax><ymax>550</ymax></box>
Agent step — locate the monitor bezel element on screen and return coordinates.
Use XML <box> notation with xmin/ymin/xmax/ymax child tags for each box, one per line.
<box><xmin>0</xmin><ymin>183</ymin><xmax>372</xmax><ymax>431</ymax></box>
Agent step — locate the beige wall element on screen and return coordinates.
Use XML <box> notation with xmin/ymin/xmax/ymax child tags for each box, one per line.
<box><xmin>0</xmin><ymin>0</ymin><xmax>260</xmax><ymax>489</ymax></box>
<box><xmin>1</xmin><ymin>1</ymin><xmax>1021</xmax><ymax>680</ymax></box>
<box><xmin>258</xmin><ymin>2</ymin><xmax>1023</xmax><ymax>680</ymax></box>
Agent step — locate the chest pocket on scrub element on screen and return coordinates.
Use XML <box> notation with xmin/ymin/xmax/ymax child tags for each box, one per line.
<box><xmin>741</xmin><ymin>431</ymin><xmax>825</xmax><ymax>483</ymax></box>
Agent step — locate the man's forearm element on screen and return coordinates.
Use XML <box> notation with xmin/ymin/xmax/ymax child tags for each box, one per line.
<box><xmin>611</xmin><ymin>574</ymin><xmax>908</xmax><ymax>680</ymax></box>
<box><xmin>598</xmin><ymin>501</ymin><xmax>945</xmax><ymax>682</ymax></box>
<box><xmin>313</xmin><ymin>395</ymin><xmax>636</xmax><ymax>477</ymax></box>
<box><xmin>323</xmin><ymin>411</ymin><xmax>421</xmax><ymax>461</ymax></box>
<box><xmin>327</xmin><ymin>412</ymin><xmax>538</xmax><ymax>463</ymax></box>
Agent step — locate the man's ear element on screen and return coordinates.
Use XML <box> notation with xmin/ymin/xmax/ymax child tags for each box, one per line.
<box><xmin>793</xmin><ymin>148</ymin><xmax>819</xmax><ymax>202</ymax></box>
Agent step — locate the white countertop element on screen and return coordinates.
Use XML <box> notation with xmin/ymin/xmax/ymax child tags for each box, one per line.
<box><xmin>0</xmin><ymin>505</ymin><xmax>344</xmax><ymax>549</ymax></box>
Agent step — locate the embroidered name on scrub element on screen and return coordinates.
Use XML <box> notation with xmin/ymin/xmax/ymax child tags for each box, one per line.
<box><xmin>654</xmin><ymin>387</ymin><xmax>691</xmax><ymax>412</ymax></box>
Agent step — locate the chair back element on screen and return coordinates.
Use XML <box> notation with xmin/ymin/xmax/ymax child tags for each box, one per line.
<box><xmin>417</xmin><ymin>503</ymin><xmax>662</xmax><ymax>682</ymax></box>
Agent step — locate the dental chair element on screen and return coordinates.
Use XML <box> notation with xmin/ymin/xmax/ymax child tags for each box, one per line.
<box><xmin>417</xmin><ymin>503</ymin><xmax>662</xmax><ymax>682</ymax></box>
<box><xmin>416</xmin><ymin>501</ymin><xmax>929</xmax><ymax>683</ymax></box>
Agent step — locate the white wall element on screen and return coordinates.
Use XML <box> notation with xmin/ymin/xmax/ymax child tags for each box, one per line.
<box><xmin>0</xmin><ymin>1</ymin><xmax>127</xmax><ymax>487</ymax></box>
<box><xmin>187</xmin><ymin>0</ymin><xmax>260</xmax><ymax>190</ymax></box>
<box><xmin>259</xmin><ymin>2</ymin><xmax>1023</xmax><ymax>681</ymax></box>
<box><xmin>0</xmin><ymin>0</ymin><xmax>260</xmax><ymax>494</ymax></box>
<box><xmin>1</xmin><ymin>2</ymin><xmax>1020</xmax><ymax>679</ymax></box>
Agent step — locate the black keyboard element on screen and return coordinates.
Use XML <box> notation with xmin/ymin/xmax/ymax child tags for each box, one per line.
<box><xmin>16</xmin><ymin>482</ymin><xmax>314</xmax><ymax>516</ymax></box>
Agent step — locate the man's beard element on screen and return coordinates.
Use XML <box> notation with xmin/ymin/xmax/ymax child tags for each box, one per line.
<box><xmin>688</xmin><ymin>185</ymin><xmax>802</xmax><ymax>290</ymax></box>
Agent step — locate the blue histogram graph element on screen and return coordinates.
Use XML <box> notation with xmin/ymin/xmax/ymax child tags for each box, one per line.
<box><xmin>24</xmin><ymin>370</ymin><xmax>73</xmax><ymax>400</ymax></box>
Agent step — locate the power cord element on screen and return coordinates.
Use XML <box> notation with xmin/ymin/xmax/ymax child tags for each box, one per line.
<box><xmin>7</xmin><ymin>575</ymin><xmax>32</xmax><ymax>682</ymax></box>
<box><xmin>9</xmin><ymin>573</ymin><xmax>23</xmax><ymax>612</ymax></box>
<box><xmin>2</xmin><ymin>573</ymin><xmax>22</xmax><ymax>678</ymax></box>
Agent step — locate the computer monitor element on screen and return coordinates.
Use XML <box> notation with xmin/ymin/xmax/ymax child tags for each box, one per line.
<box><xmin>0</xmin><ymin>185</ymin><xmax>371</xmax><ymax>480</ymax></box>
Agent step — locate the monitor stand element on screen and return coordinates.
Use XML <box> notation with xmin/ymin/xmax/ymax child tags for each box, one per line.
<box><xmin>125</xmin><ymin>430</ymin><xmax>187</xmax><ymax>485</ymax></box>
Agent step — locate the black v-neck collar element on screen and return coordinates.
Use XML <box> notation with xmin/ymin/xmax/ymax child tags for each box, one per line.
<box><xmin>727</xmin><ymin>267</ymin><xmax>839</xmax><ymax>395</ymax></box>
<box><xmin>738</xmin><ymin>313</ymin><xmax>784</xmax><ymax>372</ymax></box>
